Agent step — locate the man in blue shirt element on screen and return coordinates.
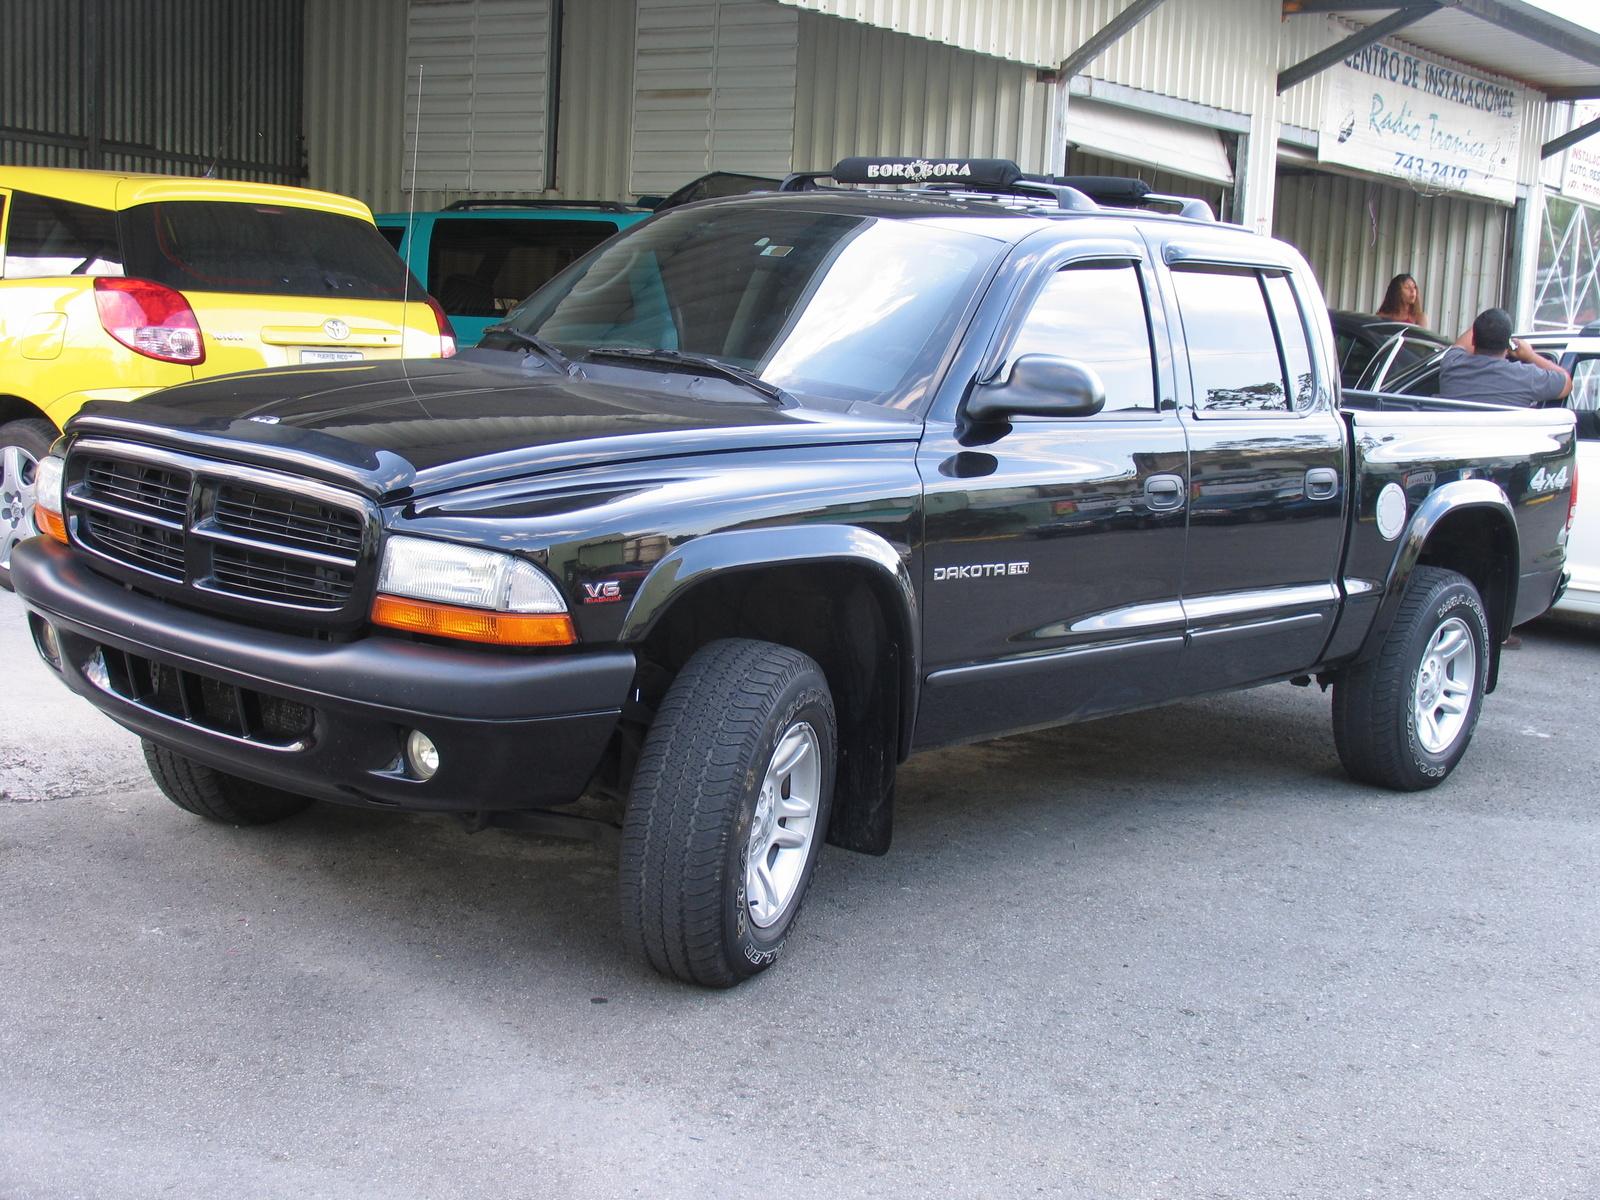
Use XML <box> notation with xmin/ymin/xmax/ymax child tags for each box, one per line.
<box><xmin>1439</xmin><ymin>307</ymin><xmax>1572</xmax><ymax>406</ymax></box>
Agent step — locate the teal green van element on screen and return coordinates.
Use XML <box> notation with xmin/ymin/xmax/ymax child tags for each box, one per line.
<box><xmin>376</xmin><ymin>200</ymin><xmax>650</xmax><ymax>347</ymax></box>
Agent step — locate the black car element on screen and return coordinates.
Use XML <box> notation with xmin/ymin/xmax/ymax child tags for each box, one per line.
<box><xmin>1329</xmin><ymin>309</ymin><xmax>1452</xmax><ymax>389</ymax></box>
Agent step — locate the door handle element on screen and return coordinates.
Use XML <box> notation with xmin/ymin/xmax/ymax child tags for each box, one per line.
<box><xmin>1144</xmin><ymin>474</ymin><xmax>1185</xmax><ymax>511</ymax></box>
<box><xmin>1305</xmin><ymin>468</ymin><xmax>1339</xmax><ymax>500</ymax></box>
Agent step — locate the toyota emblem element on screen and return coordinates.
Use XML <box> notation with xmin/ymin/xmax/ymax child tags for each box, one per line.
<box><xmin>323</xmin><ymin>318</ymin><xmax>350</xmax><ymax>341</ymax></box>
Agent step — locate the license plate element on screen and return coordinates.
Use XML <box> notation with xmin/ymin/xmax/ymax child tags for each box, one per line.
<box><xmin>301</xmin><ymin>349</ymin><xmax>362</xmax><ymax>364</ymax></box>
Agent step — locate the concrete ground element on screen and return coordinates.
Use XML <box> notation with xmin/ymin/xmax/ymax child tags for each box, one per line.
<box><xmin>1</xmin><ymin>592</ymin><xmax>1596</xmax><ymax>1199</ymax></box>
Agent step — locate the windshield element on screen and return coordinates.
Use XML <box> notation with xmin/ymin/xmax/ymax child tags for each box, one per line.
<box><xmin>120</xmin><ymin>202</ymin><xmax>412</xmax><ymax>300</ymax></box>
<box><xmin>502</xmin><ymin>206</ymin><xmax>1001</xmax><ymax>409</ymax></box>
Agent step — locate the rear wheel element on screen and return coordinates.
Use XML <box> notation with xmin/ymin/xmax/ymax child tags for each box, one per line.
<box><xmin>619</xmin><ymin>639</ymin><xmax>836</xmax><ymax>987</ymax></box>
<box><xmin>143</xmin><ymin>741</ymin><xmax>315</xmax><ymax>825</ymax></box>
<box><xmin>0</xmin><ymin>418</ymin><xmax>57</xmax><ymax>591</ymax></box>
<box><xmin>1332</xmin><ymin>566</ymin><xmax>1489</xmax><ymax>790</ymax></box>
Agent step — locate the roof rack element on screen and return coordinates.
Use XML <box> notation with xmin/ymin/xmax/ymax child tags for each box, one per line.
<box><xmin>442</xmin><ymin>199</ymin><xmax>637</xmax><ymax>213</ymax></box>
<box><xmin>779</xmin><ymin>157</ymin><xmax>1215</xmax><ymax>221</ymax></box>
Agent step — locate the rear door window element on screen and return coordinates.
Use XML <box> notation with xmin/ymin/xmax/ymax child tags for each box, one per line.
<box><xmin>3</xmin><ymin>191</ymin><xmax>122</xmax><ymax>278</ymax></box>
<box><xmin>1006</xmin><ymin>261</ymin><xmax>1159</xmax><ymax>413</ymax></box>
<box><xmin>377</xmin><ymin>225</ymin><xmax>405</xmax><ymax>251</ymax></box>
<box><xmin>1171</xmin><ymin>267</ymin><xmax>1292</xmax><ymax>414</ymax></box>
<box><xmin>428</xmin><ymin>218</ymin><xmax>620</xmax><ymax>318</ymax></box>
<box><xmin>119</xmin><ymin>202</ymin><xmax>408</xmax><ymax>299</ymax></box>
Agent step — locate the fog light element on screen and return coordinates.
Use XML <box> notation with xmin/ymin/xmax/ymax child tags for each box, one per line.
<box><xmin>31</xmin><ymin>618</ymin><xmax>62</xmax><ymax>670</ymax></box>
<box><xmin>405</xmin><ymin>729</ymin><xmax>440</xmax><ymax>780</ymax></box>
<box><xmin>84</xmin><ymin>649</ymin><xmax>110</xmax><ymax>691</ymax></box>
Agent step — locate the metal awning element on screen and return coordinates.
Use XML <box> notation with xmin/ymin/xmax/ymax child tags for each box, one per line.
<box><xmin>1280</xmin><ymin>1</ymin><xmax>1600</xmax><ymax>101</ymax></box>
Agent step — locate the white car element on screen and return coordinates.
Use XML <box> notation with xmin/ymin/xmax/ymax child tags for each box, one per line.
<box><xmin>1553</xmin><ymin>331</ymin><xmax>1600</xmax><ymax>615</ymax></box>
<box><xmin>1353</xmin><ymin>324</ymin><xmax>1600</xmax><ymax>616</ymax></box>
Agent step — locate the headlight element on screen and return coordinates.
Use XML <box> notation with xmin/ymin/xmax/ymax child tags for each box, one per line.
<box><xmin>371</xmin><ymin>536</ymin><xmax>574</xmax><ymax>646</ymax></box>
<box><xmin>34</xmin><ymin>454</ymin><xmax>68</xmax><ymax>544</ymax></box>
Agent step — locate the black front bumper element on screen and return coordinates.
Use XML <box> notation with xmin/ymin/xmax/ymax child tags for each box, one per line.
<box><xmin>13</xmin><ymin>539</ymin><xmax>635</xmax><ymax>813</ymax></box>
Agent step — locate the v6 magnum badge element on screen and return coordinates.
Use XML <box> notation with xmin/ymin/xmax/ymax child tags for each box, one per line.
<box><xmin>933</xmin><ymin>561</ymin><xmax>1030</xmax><ymax>581</ymax></box>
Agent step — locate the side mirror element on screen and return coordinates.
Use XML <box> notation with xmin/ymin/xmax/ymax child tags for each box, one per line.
<box><xmin>966</xmin><ymin>354</ymin><xmax>1106</xmax><ymax>423</ymax></box>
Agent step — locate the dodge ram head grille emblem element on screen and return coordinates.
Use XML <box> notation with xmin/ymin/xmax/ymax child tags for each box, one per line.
<box><xmin>322</xmin><ymin>318</ymin><xmax>350</xmax><ymax>341</ymax></box>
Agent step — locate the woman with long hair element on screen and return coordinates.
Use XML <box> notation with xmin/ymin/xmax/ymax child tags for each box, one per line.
<box><xmin>1377</xmin><ymin>273</ymin><xmax>1427</xmax><ymax>326</ymax></box>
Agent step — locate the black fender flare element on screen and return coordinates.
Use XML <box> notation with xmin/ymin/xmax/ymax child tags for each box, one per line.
<box><xmin>1356</xmin><ymin>479</ymin><xmax>1518</xmax><ymax>687</ymax></box>
<box><xmin>619</xmin><ymin>524</ymin><xmax>921</xmax><ymax>757</ymax></box>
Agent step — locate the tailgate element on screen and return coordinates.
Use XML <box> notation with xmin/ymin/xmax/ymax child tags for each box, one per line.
<box><xmin>190</xmin><ymin>294</ymin><xmax>443</xmax><ymax>373</ymax></box>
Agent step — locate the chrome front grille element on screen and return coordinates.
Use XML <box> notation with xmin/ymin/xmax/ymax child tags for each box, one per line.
<box><xmin>65</xmin><ymin>439</ymin><xmax>373</xmax><ymax>618</ymax></box>
<box><xmin>211</xmin><ymin>544</ymin><xmax>357</xmax><ymax>605</ymax></box>
<box><xmin>82</xmin><ymin>509</ymin><xmax>186</xmax><ymax>579</ymax></box>
<box><xmin>82</xmin><ymin>457</ymin><xmax>189</xmax><ymax>522</ymax></box>
<box><xmin>213</xmin><ymin>484</ymin><xmax>364</xmax><ymax>557</ymax></box>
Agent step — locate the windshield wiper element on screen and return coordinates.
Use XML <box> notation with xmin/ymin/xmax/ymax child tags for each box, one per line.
<box><xmin>481</xmin><ymin>325</ymin><xmax>577</xmax><ymax>376</ymax></box>
<box><xmin>583</xmin><ymin>347</ymin><xmax>789</xmax><ymax>405</ymax></box>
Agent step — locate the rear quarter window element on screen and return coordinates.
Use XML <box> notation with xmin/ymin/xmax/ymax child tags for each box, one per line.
<box><xmin>119</xmin><ymin>202</ymin><xmax>408</xmax><ymax>299</ymax></box>
<box><xmin>3</xmin><ymin>191</ymin><xmax>122</xmax><ymax>278</ymax></box>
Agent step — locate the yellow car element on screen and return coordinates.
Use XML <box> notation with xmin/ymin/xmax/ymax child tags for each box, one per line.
<box><xmin>0</xmin><ymin>166</ymin><xmax>454</xmax><ymax>583</ymax></box>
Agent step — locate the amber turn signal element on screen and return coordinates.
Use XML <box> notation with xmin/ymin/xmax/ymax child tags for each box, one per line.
<box><xmin>370</xmin><ymin>594</ymin><xmax>576</xmax><ymax>646</ymax></box>
<box><xmin>36</xmin><ymin>504</ymin><xmax>68</xmax><ymax>545</ymax></box>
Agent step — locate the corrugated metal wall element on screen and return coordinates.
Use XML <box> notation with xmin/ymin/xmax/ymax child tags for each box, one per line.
<box><xmin>305</xmin><ymin>0</ymin><xmax>634</xmax><ymax>211</ymax></box>
<box><xmin>1</xmin><ymin>0</ymin><xmax>303</xmax><ymax>183</ymax></box>
<box><xmin>632</xmin><ymin>0</ymin><xmax>798</xmax><ymax>194</ymax></box>
<box><xmin>794</xmin><ymin>10</ymin><xmax>1050</xmax><ymax>173</ymax></box>
<box><xmin>1274</xmin><ymin>171</ymin><xmax>1510</xmax><ymax>336</ymax></box>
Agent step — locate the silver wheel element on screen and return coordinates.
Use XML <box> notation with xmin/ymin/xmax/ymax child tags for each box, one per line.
<box><xmin>744</xmin><ymin>720</ymin><xmax>821</xmax><ymax>930</ymax></box>
<box><xmin>1413</xmin><ymin>616</ymin><xmax>1476</xmax><ymax>754</ymax></box>
<box><xmin>0</xmin><ymin>441</ymin><xmax>41</xmax><ymax>570</ymax></box>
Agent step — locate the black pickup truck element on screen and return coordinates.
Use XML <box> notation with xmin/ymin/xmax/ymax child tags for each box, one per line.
<box><xmin>12</xmin><ymin>159</ymin><xmax>1576</xmax><ymax>987</ymax></box>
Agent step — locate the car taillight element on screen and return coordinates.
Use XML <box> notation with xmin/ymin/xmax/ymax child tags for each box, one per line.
<box><xmin>425</xmin><ymin>294</ymin><xmax>457</xmax><ymax>358</ymax></box>
<box><xmin>93</xmin><ymin>277</ymin><xmax>205</xmax><ymax>364</ymax></box>
<box><xmin>1569</xmin><ymin>462</ymin><xmax>1580</xmax><ymax>532</ymax></box>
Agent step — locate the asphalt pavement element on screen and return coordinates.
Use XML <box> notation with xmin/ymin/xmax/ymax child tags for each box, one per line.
<box><xmin>2</xmin><ymin>592</ymin><xmax>1597</xmax><ymax>1199</ymax></box>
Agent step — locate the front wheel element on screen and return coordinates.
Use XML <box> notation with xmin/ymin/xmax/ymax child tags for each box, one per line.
<box><xmin>619</xmin><ymin>639</ymin><xmax>836</xmax><ymax>987</ymax></box>
<box><xmin>1332</xmin><ymin>566</ymin><xmax>1490</xmax><ymax>790</ymax></box>
<box><xmin>0</xmin><ymin>418</ymin><xmax>58</xmax><ymax>592</ymax></box>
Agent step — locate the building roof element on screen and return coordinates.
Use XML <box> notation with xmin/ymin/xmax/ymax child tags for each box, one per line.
<box><xmin>1294</xmin><ymin>0</ymin><xmax>1600</xmax><ymax>97</ymax></box>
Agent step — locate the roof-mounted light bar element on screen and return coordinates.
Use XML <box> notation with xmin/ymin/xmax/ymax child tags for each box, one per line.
<box><xmin>830</xmin><ymin>157</ymin><xmax>1025</xmax><ymax>188</ymax></box>
<box><xmin>780</xmin><ymin>156</ymin><xmax>1214</xmax><ymax>222</ymax></box>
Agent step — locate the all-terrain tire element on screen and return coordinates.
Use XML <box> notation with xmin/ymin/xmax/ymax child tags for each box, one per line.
<box><xmin>143</xmin><ymin>741</ymin><xmax>315</xmax><ymax>825</ymax></box>
<box><xmin>1332</xmin><ymin>566</ymin><xmax>1490</xmax><ymax>791</ymax></box>
<box><xmin>619</xmin><ymin>638</ymin><xmax>836</xmax><ymax>987</ymax></box>
<box><xmin>0</xmin><ymin>417</ymin><xmax>59</xmax><ymax>592</ymax></box>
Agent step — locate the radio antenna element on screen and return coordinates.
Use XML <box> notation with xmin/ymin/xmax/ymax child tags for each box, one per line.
<box><xmin>400</xmin><ymin>63</ymin><xmax>423</xmax><ymax>394</ymax></box>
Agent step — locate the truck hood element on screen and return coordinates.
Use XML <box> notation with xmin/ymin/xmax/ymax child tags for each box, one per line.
<box><xmin>67</xmin><ymin>356</ymin><xmax>921</xmax><ymax>501</ymax></box>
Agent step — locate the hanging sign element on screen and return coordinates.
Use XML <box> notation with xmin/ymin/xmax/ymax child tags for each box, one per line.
<box><xmin>1562</xmin><ymin>103</ymin><xmax>1600</xmax><ymax>207</ymax></box>
<box><xmin>1317</xmin><ymin>32</ymin><xmax>1525</xmax><ymax>205</ymax></box>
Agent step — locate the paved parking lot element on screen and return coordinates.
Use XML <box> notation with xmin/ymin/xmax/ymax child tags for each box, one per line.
<box><xmin>2</xmin><ymin>592</ymin><xmax>1597</xmax><ymax>1199</ymax></box>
